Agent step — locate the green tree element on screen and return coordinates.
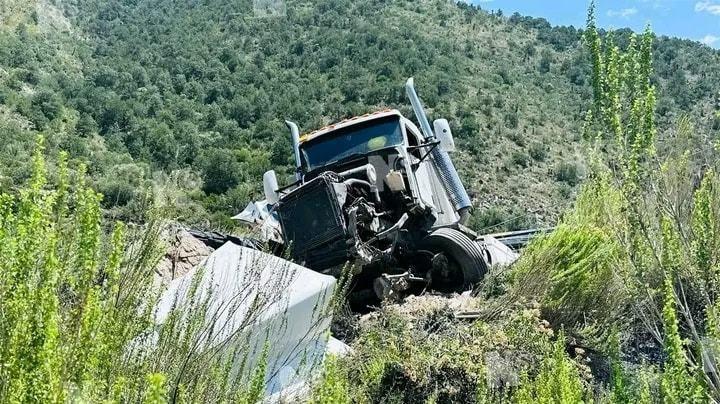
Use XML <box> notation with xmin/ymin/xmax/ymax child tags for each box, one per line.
<box><xmin>199</xmin><ymin>148</ymin><xmax>242</xmax><ymax>194</ymax></box>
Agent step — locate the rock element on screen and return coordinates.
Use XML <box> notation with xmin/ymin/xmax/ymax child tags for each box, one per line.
<box><xmin>155</xmin><ymin>228</ymin><xmax>213</xmax><ymax>281</ymax></box>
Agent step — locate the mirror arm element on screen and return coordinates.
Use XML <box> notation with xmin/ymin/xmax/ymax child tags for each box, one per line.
<box><xmin>409</xmin><ymin>140</ymin><xmax>439</xmax><ymax>169</ymax></box>
<box><xmin>406</xmin><ymin>140</ymin><xmax>440</xmax><ymax>152</ymax></box>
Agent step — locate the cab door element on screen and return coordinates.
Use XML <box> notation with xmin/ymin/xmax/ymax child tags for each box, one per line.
<box><xmin>403</xmin><ymin>121</ymin><xmax>460</xmax><ymax>226</ymax></box>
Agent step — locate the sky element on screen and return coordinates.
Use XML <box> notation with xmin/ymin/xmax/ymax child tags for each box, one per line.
<box><xmin>470</xmin><ymin>0</ymin><xmax>720</xmax><ymax>48</ymax></box>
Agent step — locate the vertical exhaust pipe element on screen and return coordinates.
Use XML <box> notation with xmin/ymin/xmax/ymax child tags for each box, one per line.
<box><xmin>285</xmin><ymin>120</ymin><xmax>302</xmax><ymax>181</ymax></box>
<box><xmin>405</xmin><ymin>78</ymin><xmax>472</xmax><ymax>224</ymax></box>
<box><xmin>405</xmin><ymin>78</ymin><xmax>436</xmax><ymax>142</ymax></box>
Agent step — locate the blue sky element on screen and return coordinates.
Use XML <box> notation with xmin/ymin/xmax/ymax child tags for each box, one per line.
<box><xmin>470</xmin><ymin>0</ymin><xmax>720</xmax><ymax>48</ymax></box>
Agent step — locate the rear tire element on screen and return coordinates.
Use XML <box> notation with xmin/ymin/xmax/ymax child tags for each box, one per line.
<box><xmin>419</xmin><ymin>227</ymin><xmax>488</xmax><ymax>292</ymax></box>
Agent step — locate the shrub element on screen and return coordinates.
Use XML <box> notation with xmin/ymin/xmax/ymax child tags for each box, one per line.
<box><xmin>98</xmin><ymin>179</ymin><xmax>136</xmax><ymax>207</ymax></box>
<box><xmin>511</xmin><ymin>150</ymin><xmax>531</xmax><ymax>168</ymax></box>
<box><xmin>144</xmin><ymin>374</ymin><xmax>168</xmax><ymax>404</ymax></box>
<box><xmin>554</xmin><ymin>161</ymin><xmax>581</xmax><ymax>186</ymax></box>
<box><xmin>505</xmin><ymin>111</ymin><xmax>519</xmax><ymax>129</ymax></box>
<box><xmin>511</xmin><ymin>221</ymin><xmax>625</xmax><ymax>330</ymax></box>
<box><xmin>517</xmin><ymin>6</ymin><xmax>720</xmax><ymax>401</ymax></box>
<box><xmin>539</xmin><ymin>50</ymin><xmax>552</xmax><ymax>73</ymax></box>
<box><xmin>507</xmin><ymin>130</ymin><xmax>526</xmax><ymax>146</ymax></box>
<box><xmin>498</xmin><ymin>68</ymin><xmax>514</xmax><ymax>85</ymax></box>
<box><xmin>0</xmin><ymin>138</ymin><xmax>280</xmax><ymax>403</ymax></box>
<box><xmin>325</xmin><ymin>300</ymin><xmax>558</xmax><ymax>403</ymax></box>
<box><xmin>0</xmin><ymin>138</ymin><xmax>160</xmax><ymax>402</ymax></box>
<box><xmin>310</xmin><ymin>356</ymin><xmax>350</xmax><ymax>404</ymax></box>
<box><xmin>513</xmin><ymin>331</ymin><xmax>585</xmax><ymax>403</ymax></box>
<box><xmin>529</xmin><ymin>142</ymin><xmax>548</xmax><ymax>161</ymax></box>
<box><xmin>557</xmin><ymin>182</ymin><xmax>572</xmax><ymax>199</ymax></box>
<box><xmin>659</xmin><ymin>224</ymin><xmax>707</xmax><ymax>402</ymax></box>
<box><xmin>469</xmin><ymin>206</ymin><xmax>537</xmax><ymax>233</ymax></box>
<box><xmin>198</xmin><ymin>148</ymin><xmax>242</xmax><ymax>194</ymax></box>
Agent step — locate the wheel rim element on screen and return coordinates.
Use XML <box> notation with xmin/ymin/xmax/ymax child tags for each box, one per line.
<box><xmin>429</xmin><ymin>252</ymin><xmax>465</xmax><ymax>292</ymax></box>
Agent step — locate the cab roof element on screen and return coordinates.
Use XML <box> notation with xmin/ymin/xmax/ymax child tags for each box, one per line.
<box><xmin>298</xmin><ymin>109</ymin><xmax>404</xmax><ymax>144</ymax></box>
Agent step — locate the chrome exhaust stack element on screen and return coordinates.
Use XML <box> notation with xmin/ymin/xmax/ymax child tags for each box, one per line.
<box><xmin>285</xmin><ymin>120</ymin><xmax>303</xmax><ymax>181</ymax></box>
<box><xmin>405</xmin><ymin>78</ymin><xmax>472</xmax><ymax>224</ymax></box>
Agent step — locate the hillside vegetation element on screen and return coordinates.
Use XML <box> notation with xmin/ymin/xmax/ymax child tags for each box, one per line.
<box><xmin>1</xmin><ymin>0</ymin><xmax>720</xmax><ymax>403</ymax></box>
<box><xmin>1</xmin><ymin>0</ymin><xmax>718</xmax><ymax>231</ymax></box>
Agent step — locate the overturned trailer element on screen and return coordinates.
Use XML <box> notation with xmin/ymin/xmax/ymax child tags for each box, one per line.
<box><xmin>237</xmin><ymin>78</ymin><xmax>521</xmax><ymax>303</ymax></box>
<box><xmin>155</xmin><ymin>242</ymin><xmax>348</xmax><ymax>399</ymax></box>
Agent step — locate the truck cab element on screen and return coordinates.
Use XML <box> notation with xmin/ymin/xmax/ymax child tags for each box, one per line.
<box><xmin>296</xmin><ymin>109</ymin><xmax>460</xmax><ymax>227</ymax></box>
<box><xmin>260</xmin><ymin>78</ymin><xmax>486</xmax><ymax>299</ymax></box>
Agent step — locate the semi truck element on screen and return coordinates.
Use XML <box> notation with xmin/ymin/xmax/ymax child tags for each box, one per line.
<box><xmin>243</xmin><ymin>78</ymin><xmax>504</xmax><ymax>301</ymax></box>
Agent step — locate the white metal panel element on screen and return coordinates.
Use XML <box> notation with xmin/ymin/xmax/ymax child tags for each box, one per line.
<box><xmin>155</xmin><ymin>243</ymin><xmax>345</xmax><ymax>399</ymax></box>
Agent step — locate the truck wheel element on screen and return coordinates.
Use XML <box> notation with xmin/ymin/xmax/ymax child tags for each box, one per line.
<box><xmin>419</xmin><ymin>228</ymin><xmax>488</xmax><ymax>292</ymax></box>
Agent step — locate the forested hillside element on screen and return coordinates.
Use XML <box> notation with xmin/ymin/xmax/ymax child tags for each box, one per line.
<box><xmin>2</xmin><ymin>1</ymin><xmax>720</xmax><ymax>402</ymax></box>
<box><xmin>1</xmin><ymin>0</ymin><xmax>718</xmax><ymax>230</ymax></box>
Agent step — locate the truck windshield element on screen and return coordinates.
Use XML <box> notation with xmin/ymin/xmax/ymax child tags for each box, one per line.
<box><xmin>300</xmin><ymin>116</ymin><xmax>403</xmax><ymax>171</ymax></box>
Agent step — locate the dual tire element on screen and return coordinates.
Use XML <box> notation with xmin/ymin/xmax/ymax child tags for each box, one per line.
<box><xmin>419</xmin><ymin>227</ymin><xmax>488</xmax><ymax>292</ymax></box>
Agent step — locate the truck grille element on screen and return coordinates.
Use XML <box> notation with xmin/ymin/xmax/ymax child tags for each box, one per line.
<box><xmin>276</xmin><ymin>174</ymin><xmax>350</xmax><ymax>270</ymax></box>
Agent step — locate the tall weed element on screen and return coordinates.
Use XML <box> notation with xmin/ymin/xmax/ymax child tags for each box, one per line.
<box><xmin>511</xmin><ymin>3</ymin><xmax>720</xmax><ymax>401</ymax></box>
<box><xmin>0</xmin><ymin>137</ymin><xmax>320</xmax><ymax>402</ymax></box>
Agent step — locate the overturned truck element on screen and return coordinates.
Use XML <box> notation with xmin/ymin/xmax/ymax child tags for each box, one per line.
<box><xmin>245</xmin><ymin>78</ymin><xmax>512</xmax><ymax>302</ymax></box>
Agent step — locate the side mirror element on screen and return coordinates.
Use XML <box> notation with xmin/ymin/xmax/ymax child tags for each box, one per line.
<box><xmin>263</xmin><ymin>170</ymin><xmax>279</xmax><ymax>204</ymax></box>
<box><xmin>433</xmin><ymin>119</ymin><xmax>455</xmax><ymax>152</ymax></box>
